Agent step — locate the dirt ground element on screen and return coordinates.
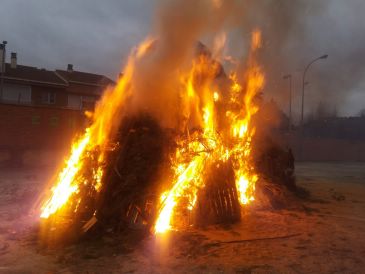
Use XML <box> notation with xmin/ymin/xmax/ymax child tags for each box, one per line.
<box><xmin>0</xmin><ymin>162</ymin><xmax>365</xmax><ymax>274</ymax></box>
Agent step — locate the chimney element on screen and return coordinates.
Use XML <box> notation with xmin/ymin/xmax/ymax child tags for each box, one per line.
<box><xmin>67</xmin><ymin>64</ymin><xmax>73</xmax><ymax>72</ymax></box>
<box><xmin>0</xmin><ymin>44</ymin><xmax>5</xmax><ymax>73</ymax></box>
<box><xmin>10</xmin><ymin>52</ymin><xmax>17</xmax><ymax>69</ymax></box>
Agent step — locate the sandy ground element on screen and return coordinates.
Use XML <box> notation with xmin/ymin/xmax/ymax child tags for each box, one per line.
<box><xmin>0</xmin><ymin>162</ymin><xmax>365</xmax><ymax>274</ymax></box>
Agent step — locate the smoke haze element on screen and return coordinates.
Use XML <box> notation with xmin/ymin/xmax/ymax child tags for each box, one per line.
<box><xmin>1</xmin><ymin>0</ymin><xmax>364</xmax><ymax>120</ymax></box>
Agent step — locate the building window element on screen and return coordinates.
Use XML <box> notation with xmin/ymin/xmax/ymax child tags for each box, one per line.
<box><xmin>49</xmin><ymin>92</ymin><xmax>56</xmax><ymax>104</ymax></box>
<box><xmin>49</xmin><ymin>116</ymin><xmax>59</xmax><ymax>127</ymax></box>
<box><xmin>81</xmin><ymin>96</ymin><xmax>96</xmax><ymax>110</ymax></box>
<box><xmin>68</xmin><ymin>94</ymin><xmax>82</xmax><ymax>110</ymax></box>
<box><xmin>42</xmin><ymin>92</ymin><xmax>56</xmax><ymax>104</ymax></box>
<box><xmin>67</xmin><ymin>95</ymin><xmax>96</xmax><ymax>110</ymax></box>
<box><xmin>32</xmin><ymin>115</ymin><xmax>40</xmax><ymax>125</ymax></box>
<box><xmin>2</xmin><ymin>83</ymin><xmax>31</xmax><ymax>104</ymax></box>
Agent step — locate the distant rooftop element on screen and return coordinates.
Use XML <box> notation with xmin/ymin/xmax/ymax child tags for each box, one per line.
<box><xmin>2</xmin><ymin>60</ymin><xmax>115</xmax><ymax>89</ymax></box>
<box><xmin>3</xmin><ymin>63</ymin><xmax>67</xmax><ymax>86</ymax></box>
<box><xmin>56</xmin><ymin>69</ymin><xmax>115</xmax><ymax>87</ymax></box>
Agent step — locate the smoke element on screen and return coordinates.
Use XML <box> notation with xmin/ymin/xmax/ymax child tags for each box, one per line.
<box><xmin>127</xmin><ymin>0</ymin><xmax>240</xmax><ymax>128</ymax></box>
<box><xmin>227</xmin><ymin>0</ymin><xmax>365</xmax><ymax>120</ymax></box>
<box><xmin>125</xmin><ymin>0</ymin><xmax>365</xmax><ymax>126</ymax></box>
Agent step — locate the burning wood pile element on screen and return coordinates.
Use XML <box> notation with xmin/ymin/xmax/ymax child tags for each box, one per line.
<box><xmin>37</xmin><ymin>28</ymin><xmax>296</xmax><ymax>245</ymax></box>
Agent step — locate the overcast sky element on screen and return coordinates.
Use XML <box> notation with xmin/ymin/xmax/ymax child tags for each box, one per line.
<box><xmin>0</xmin><ymin>0</ymin><xmax>154</xmax><ymax>78</ymax></box>
<box><xmin>0</xmin><ymin>0</ymin><xmax>364</xmax><ymax>118</ymax></box>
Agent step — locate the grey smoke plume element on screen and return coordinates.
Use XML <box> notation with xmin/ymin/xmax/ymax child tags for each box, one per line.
<box><xmin>128</xmin><ymin>0</ymin><xmax>239</xmax><ymax>128</ymax></box>
<box><xmin>138</xmin><ymin>0</ymin><xmax>365</xmax><ymax>123</ymax></box>
<box><xmin>1</xmin><ymin>0</ymin><xmax>364</xmax><ymax>119</ymax></box>
<box><xmin>228</xmin><ymin>0</ymin><xmax>365</xmax><ymax>120</ymax></box>
<box><xmin>128</xmin><ymin>0</ymin><xmax>365</xmax><ymax>127</ymax></box>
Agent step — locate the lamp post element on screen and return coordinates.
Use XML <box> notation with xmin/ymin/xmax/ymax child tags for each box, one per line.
<box><xmin>0</xmin><ymin>41</ymin><xmax>7</xmax><ymax>101</ymax></box>
<box><xmin>301</xmin><ymin>54</ymin><xmax>328</xmax><ymax>126</ymax></box>
<box><xmin>283</xmin><ymin>74</ymin><xmax>292</xmax><ymax>130</ymax></box>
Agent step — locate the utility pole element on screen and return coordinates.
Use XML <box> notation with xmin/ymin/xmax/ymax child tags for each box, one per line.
<box><xmin>0</xmin><ymin>41</ymin><xmax>7</xmax><ymax>102</ymax></box>
<box><xmin>283</xmin><ymin>74</ymin><xmax>292</xmax><ymax>130</ymax></box>
<box><xmin>301</xmin><ymin>54</ymin><xmax>328</xmax><ymax>126</ymax></box>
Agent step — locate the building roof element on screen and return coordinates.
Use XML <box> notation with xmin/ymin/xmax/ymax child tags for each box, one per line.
<box><xmin>3</xmin><ymin>63</ymin><xmax>67</xmax><ymax>86</ymax></box>
<box><xmin>56</xmin><ymin>70</ymin><xmax>115</xmax><ymax>87</ymax></box>
<box><xmin>65</xmin><ymin>82</ymin><xmax>105</xmax><ymax>96</ymax></box>
<box><xmin>2</xmin><ymin>60</ymin><xmax>115</xmax><ymax>97</ymax></box>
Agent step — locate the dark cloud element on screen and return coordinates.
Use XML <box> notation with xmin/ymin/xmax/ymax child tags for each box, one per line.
<box><xmin>0</xmin><ymin>0</ymin><xmax>154</xmax><ymax>79</ymax></box>
<box><xmin>0</xmin><ymin>0</ymin><xmax>364</xmax><ymax>118</ymax></box>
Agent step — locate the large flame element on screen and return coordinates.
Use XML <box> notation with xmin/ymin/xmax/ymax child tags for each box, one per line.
<box><xmin>40</xmin><ymin>39</ymin><xmax>154</xmax><ymax>219</ymax></box>
<box><xmin>40</xmin><ymin>29</ymin><xmax>264</xmax><ymax>236</ymax></box>
<box><xmin>154</xmin><ymin>30</ymin><xmax>264</xmax><ymax>233</ymax></box>
<box><xmin>40</xmin><ymin>131</ymin><xmax>91</xmax><ymax>218</ymax></box>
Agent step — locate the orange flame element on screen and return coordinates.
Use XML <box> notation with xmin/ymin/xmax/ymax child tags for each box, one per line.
<box><xmin>40</xmin><ymin>39</ymin><xmax>153</xmax><ymax>219</ymax></box>
<box><xmin>154</xmin><ymin>30</ymin><xmax>264</xmax><ymax>233</ymax></box>
<box><xmin>40</xmin><ymin>131</ymin><xmax>91</xmax><ymax>218</ymax></box>
<box><xmin>40</xmin><ymin>29</ymin><xmax>265</xmax><ymax>236</ymax></box>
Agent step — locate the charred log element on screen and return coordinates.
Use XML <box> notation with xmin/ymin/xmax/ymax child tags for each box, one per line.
<box><xmin>96</xmin><ymin>114</ymin><xmax>174</xmax><ymax>232</ymax></box>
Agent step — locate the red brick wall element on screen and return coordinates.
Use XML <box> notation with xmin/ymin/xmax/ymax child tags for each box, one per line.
<box><xmin>0</xmin><ymin>103</ymin><xmax>87</xmax><ymax>166</ymax></box>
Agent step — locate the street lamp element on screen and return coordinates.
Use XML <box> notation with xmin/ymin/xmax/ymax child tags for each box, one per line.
<box><xmin>0</xmin><ymin>40</ymin><xmax>7</xmax><ymax>101</ymax></box>
<box><xmin>283</xmin><ymin>74</ymin><xmax>292</xmax><ymax>130</ymax></box>
<box><xmin>301</xmin><ymin>54</ymin><xmax>328</xmax><ymax>126</ymax></box>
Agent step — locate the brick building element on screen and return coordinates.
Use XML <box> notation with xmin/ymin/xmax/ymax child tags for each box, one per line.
<box><xmin>1</xmin><ymin>54</ymin><xmax>114</xmax><ymax>109</ymax></box>
<box><xmin>0</xmin><ymin>53</ymin><xmax>115</xmax><ymax>166</ymax></box>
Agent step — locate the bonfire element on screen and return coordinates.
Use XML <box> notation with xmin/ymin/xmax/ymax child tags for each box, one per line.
<box><xmin>37</xmin><ymin>21</ymin><xmax>294</xmax><ymax>243</ymax></box>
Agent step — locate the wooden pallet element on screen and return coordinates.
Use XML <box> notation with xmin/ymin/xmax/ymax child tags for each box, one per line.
<box><xmin>194</xmin><ymin>160</ymin><xmax>241</xmax><ymax>226</ymax></box>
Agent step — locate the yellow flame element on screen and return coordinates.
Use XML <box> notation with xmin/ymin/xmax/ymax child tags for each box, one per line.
<box><xmin>40</xmin><ymin>28</ymin><xmax>265</xmax><ymax>235</ymax></box>
<box><xmin>41</xmin><ymin>131</ymin><xmax>91</xmax><ymax>218</ymax></box>
<box><xmin>155</xmin><ymin>154</ymin><xmax>207</xmax><ymax>233</ymax></box>
<box><xmin>155</xmin><ymin>30</ymin><xmax>264</xmax><ymax>234</ymax></box>
<box><xmin>251</xmin><ymin>29</ymin><xmax>262</xmax><ymax>50</ymax></box>
<box><xmin>155</xmin><ymin>56</ymin><xmax>219</xmax><ymax>233</ymax></box>
<box><xmin>40</xmin><ymin>38</ymin><xmax>153</xmax><ymax>219</ymax></box>
<box><xmin>213</xmin><ymin>91</ymin><xmax>219</xmax><ymax>102</ymax></box>
<box><xmin>229</xmin><ymin>29</ymin><xmax>264</xmax><ymax>205</ymax></box>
